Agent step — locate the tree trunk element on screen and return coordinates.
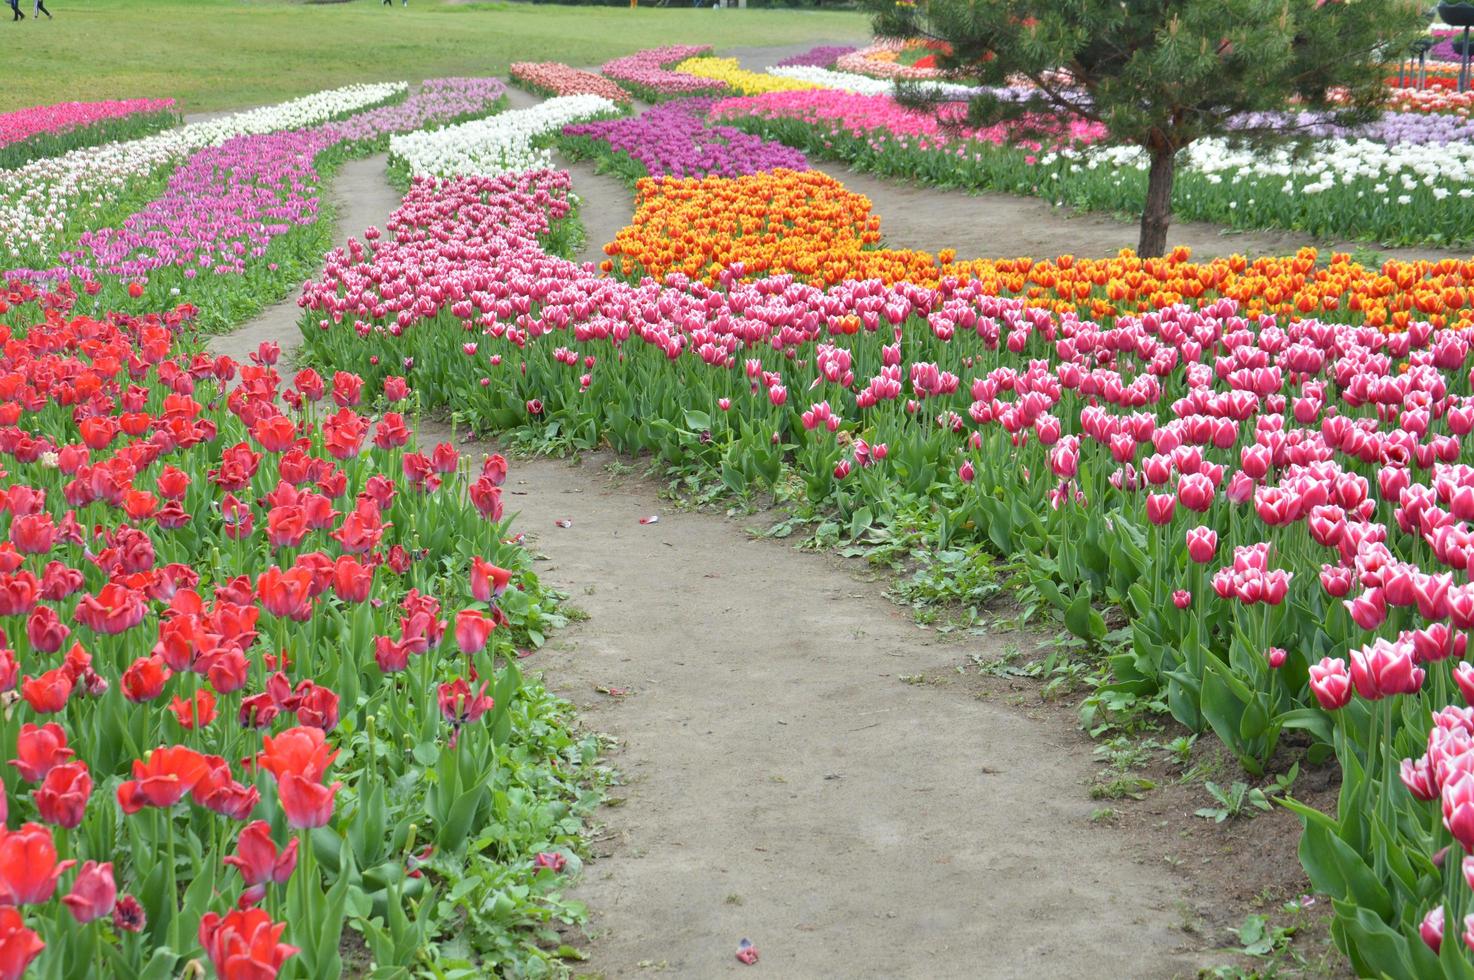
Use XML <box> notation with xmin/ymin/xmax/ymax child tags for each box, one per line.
<box><xmin>1138</xmin><ymin>143</ymin><xmax>1177</xmax><ymax>258</ymax></box>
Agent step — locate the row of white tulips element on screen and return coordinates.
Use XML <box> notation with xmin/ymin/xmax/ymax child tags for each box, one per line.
<box><xmin>0</xmin><ymin>83</ymin><xmax>406</xmax><ymax>263</ymax></box>
<box><xmin>388</xmin><ymin>94</ymin><xmax>618</xmax><ymax>178</ymax></box>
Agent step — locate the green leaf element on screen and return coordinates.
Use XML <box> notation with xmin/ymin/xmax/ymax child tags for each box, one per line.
<box><xmin>1063</xmin><ymin>589</ymin><xmax>1105</xmax><ymax>642</ymax></box>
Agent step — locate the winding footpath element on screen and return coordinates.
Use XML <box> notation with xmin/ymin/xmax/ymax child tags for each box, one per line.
<box><xmin>209</xmin><ymin>84</ymin><xmax>1210</xmax><ymax>978</ymax></box>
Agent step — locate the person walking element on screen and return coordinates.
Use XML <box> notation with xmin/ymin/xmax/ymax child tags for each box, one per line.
<box><xmin>32</xmin><ymin>0</ymin><xmax>49</xmax><ymax>18</ymax></box>
<box><xmin>7</xmin><ymin>0</ymin><xmax>23</xmax><ymax>22</ymax></box>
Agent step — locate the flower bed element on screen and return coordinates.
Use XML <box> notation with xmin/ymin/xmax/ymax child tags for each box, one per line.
<box><xmin>15</xmin><ymin>78</ymin><xmax>507</xmax><ymax>332</ymax></box>
<box><xmin>509</xmin><ymin>62</ymin><xmax>630</xmax><ymax>105</ymax></box>
<box><xmin>834</xmin><ymin>40</ymin><xmax>954</xmax><ymax>81</ymax></box>
<box><xmin>775</xmin><ymin>45</ymin><xmax>858</xmax><ymax>69</ymax></box>
<box><xmin>600</xmin><ymin>45</ymin><xmax>726</xmax><ymax>102</ymax></box>
<box><xmin>0</xmin><ymin>83</ymin><xmax>406</xmax><ymax>269</ymax></box>
<box><xmin>559</xmin><ymin>99</ymin><xmax>807</xmax><ymax>185</ymax></box>
<box><xmin>0</xmin><ymin>279</ymin><xmax>594</xmax><ymax>976</ymax></box>
<box><xmin>671</xmin><ymin>57</ymin><xmax>819</xmax><ymax>97</ymax></box>
<box><xmin>0</xmin><ymin>99</ymin><xmax>179</xmax><ymax>170</ymax></box>
<box><xmin>388</xmin><ymin>95</ymin><xmax>618</xmax><ymax>181</ymax></box>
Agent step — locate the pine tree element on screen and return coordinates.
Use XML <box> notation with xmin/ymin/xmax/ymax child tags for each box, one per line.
<box><xmin>868</xmin><ymin>0</ymin><xmax>1426</xmax><ymax>256</ymax></box>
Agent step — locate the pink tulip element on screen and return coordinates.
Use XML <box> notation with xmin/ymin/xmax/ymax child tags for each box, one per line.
<box><xmin>1145</xmin><ymin>493</ymin><xmax>1175</xmax><ymax>525</ymax></box>
<box><xmin>1421</xmin><ymin>906</ymin><xmax>1444</xmax><ymax>952</ymax></box>
<box><xmin>1308</xmin><ymin>657</ymin><xmax>1352</xmax><ymax>710</ymax></box>
<box><xmin>1349</xmin><ymin>638</ymin><xmax>1425</xmax><ymax>700</ymax></box>
<box><xmin>1446</xmin><ymin>772</ymin><xmax>1474</xmax><ymax>852</ymax></box>
<box><xmin>1185</xmin><ymin>526</ymin><xmax>1218</xmax><ymax>564</ymax></box>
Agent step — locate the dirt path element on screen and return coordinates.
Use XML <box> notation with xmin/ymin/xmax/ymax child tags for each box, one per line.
<box><xmin>417</xmin><ymin>438</ymin><xmax>1208</xmax><ymax>978</ymax></box>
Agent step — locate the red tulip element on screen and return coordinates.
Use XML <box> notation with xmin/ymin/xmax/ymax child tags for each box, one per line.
<box><xmin>1176</xmin><ymin>473</ymin><xmax>1215</xmax><ymax>512</ymax></box>
<box><xmin>258</xmin><ymin>726</ymin><xmax>337</xmax><ymax>783</ymax></box>
<box><xmin>1350</xmin><ymin>638</ymin><xmax>1424</xmax><ymax>700</ymax></box>
<box><xmin>0</xmin><ymin>823</ymin><xmax>70</xmax><ymax>904</ymax></box>
<box><xmin>277</xmin><ymin>773</ymin><xmax>340</xmax><ymax>830</ymax></box>
<box><xmin>73</xmin><ymin>583</ymin><xmax>147</xmax><ymax>635</ymax></box>
<box><xmin>61</xmin><ymin>861</ymin><xmax>115</xmax><ymax>924</ymax></box>
<box><xmin>199</xmin><ymin>908</ymin><xmax>298</xmax><ymax>980</ymax></box>
<box><xmin>8</xmin><ymin>514</ymin><xmax>56</xmax><ymax>555</ymax></box>
<box><xmin>19</xmin><ymin>668</ymin><xmax>72</xmax><ymax>715</ymax></box>
<box><xmin>256</xmin><ymin>566</ymin><xmax>314</xmax><ymax>621</ymax></box>
<box><xmin>373</xmin><ymin>635</ymin><xmax>410</xmax><ymax>674</ymax></box>
<box><xmin>34</xmin><ymin>762</ymin><xmax>91</xmax><ymax>829</ymax></box>
<box><xmin>438</xmin><ymin>678</ymin><xmax>494</xmax><ymax>727</ymax></box>
<box><xmin>116</xmin><ymin>745</ymin><xmax>211</xmax><ymax>813</ymax></box>
<box><xmin>481</xmin><ymin>454</ymin><xmax>507</xmax><ymax>486</ymax></box>
<box><xmin>1344</xmin><ymin>588</ymin><xmax>1388</xmax><ymax>631</ymax></box>
<box><xmin>470</xmin><ymin>557</ymin><xmax>512</xmax><ymax>603</ymax></box>
<box><xmin>112</xmin><ymin>894</ymin><xmax>145</xmax><ymax>933</ymax></box>
<box><xmin>23</xmin><ymin>606</ymin><xmax>67</xmax><ymax>654</ymax></box>
<box><xmin>121</xmin><ymin>655</ymin><xmax>171</xmax><ymax>703</ymax></box>
<box><xmin>331</xmin><ymin>556</ymin><xmax>373</xmax><ymax>603</ymax></box>
<box><xmin>9</xmin><ymin>723</ymin><xmax>73</xmax><ymax>782</ymax></box>
<box><xmin>1421</xmin><ymin>906</ymin><xmax>1444</xmax><ymax>953</ymax></box>
<box><xmin>455</xmin><ymin>609</ymin><xmax>494</xmax><ymax>655</ymax></box>
<box><xmin>294</xmin><ymin>683</ymin><xmax>339</xmax><ymax>732</ymax></box>
<box><xmin>224</xmin><ymin>821</ymin><xmax>298</xmax><ymax>901</ymax></box>
<box><xmin>265</xmin><ymin>506</ymin><xmax>309</xmax><ymax>550</ymax></box>
<box><xmin>320</xmin><ymin>408</ymin><xmax>368</xmax><ymax>460</ymax></box>
<box><xmin>0</xmin><ymin>907</ymin><xmax>43</xmax><ymax>979</ymax></box>
<box><xmin>169</xmin><ymin>689</ymin><xmax>217</xmax><ymax>729</ymax></box>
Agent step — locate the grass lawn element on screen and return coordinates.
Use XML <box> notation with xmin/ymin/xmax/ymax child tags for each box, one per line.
<box><xmin>0</xmin><ymin>0</ymin><xmax>869</xmax><ymax>113</ymax></box>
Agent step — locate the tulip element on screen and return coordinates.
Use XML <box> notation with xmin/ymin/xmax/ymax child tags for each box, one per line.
<box><xmin>224</xmin><ymin>821</ymin><xmax>298</xmax><ymax>901</ymax></box>
<box><xmin>258</xmin><ymin>727</ymin><xmax>337</xmax><ymax>783</ymax></box>
<box><xmin>199</xmin><ymin>909</ymin><xmax>299</xmax><ymax>980</ymax></box>
<box><xmin>62</xmin><ymin>861</ymin><xmax>116</xmax><ymax>924</ymax></box>
<box><xmin>1308</xmin><ymin>657</ymin><xmax>1352</xmax><ymax>710</ymax></box>
<box><xmin>1422</xmin><ymin>905</ymin><xmax>1445</xmax><ymax>952</ymax></box>
<box><xmin>1145</xmin><ymin>493</ymin><xmax>1176</xmax><ymax>525</ymax></box>
<box><xmin>1319</xmin><ymin>564</ymin><xmax>1354</xmax><ymax>598</ymax></box>
<box><xmin>112</xmin><ymin>894</ymin><xmax>145</xmax><ymax>933</ymax></box>
<box><xmin>169</xmin><ymin>689</ymin><xmax>217</xmax><ymax>729</ymax></box>
<box><xmin>439</xmin><ymin>678</ymin><xmax>495</xmax><ymax>727</ymax></box>
<box><xmin>34</xmin><ymin>762</ymin><xmax>91</xmax><ymax>829</ymax></box>
<box><xmin>1344</xmin><ymin>589</ymin><xmax>1387</xmax><ymax>631</ymax></box>
<box><xmin>9</xmin><ymin>723</ymin><xmax>73</xmax><ymax>782</ymax></box>
<box><xmin>277</xmin><ymin>774</ymin><xmax>340</xmax><ymax>830</ymax></box>
<box><xmin>471</xmin><ymin>557</ymin><xmax>512</xmax><ymax>603</ymax></box>
<box><xmin>19</xmin><ymin>668</ymin><xmax>72</xmax><ymax>715</ymax></box>
<box><xmin>455</xmin><ymin>609</ymin><xmax>495</xmax><ymax>655</ymax></box>
<box><xmin>1449</xmin><ymin>772</ymin><xmax>1474</xmax><ymax>852</ymax></box>
<box><xmin>0</xmin><ymin>907</ymin><xmax>43</xmax><ymax>979</ymax></box>
<box><xmin>1350</xmin><ymin>638</ymin><xmax>1424</xmax><ymax>699</ymax></box>
<box><xmin>0</xmin><ymin>823</ymin><xmax>69</xmax><ymax>905</ymax></box>
<box><xmin>1265</xmin><ymin>647</ymin><xmax>1287</xmax><ymax>669</ymax></box>
<box><xmin>121</xmin><ymin>655</ymin><xmax>171</xmax><ymax>703</ymax></box>
<box><xmin>1172</xmin><ymin>590</ymin><xmax>1191</xmax><ymax>609</ymax></box>
<box><xmin>1404</xmin><ymin>757</ymin><xmax>1439</xmax><ymax>802</ymax></box>
<box><xmin>116</xmin><ymin>745</ymin><xmax>211</xmax><ymax>813</ymax></box>
<box><xmin>1183</xmin><ymin>526</ymin><xmax>1217</xmax><ymax>564</ymax></box>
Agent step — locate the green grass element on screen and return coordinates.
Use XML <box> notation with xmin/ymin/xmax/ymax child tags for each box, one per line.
<box><xmin>0</xmin><ymin>0</ymin><xmax>869</xmax><ymax>113</ymax></box>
